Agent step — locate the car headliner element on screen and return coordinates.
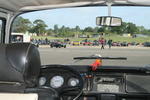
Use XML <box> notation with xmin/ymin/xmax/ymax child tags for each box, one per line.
<box><xmin>0</xmin><ymin>0</ymin><xmax>150</xmax><ymax>13</ymax></box>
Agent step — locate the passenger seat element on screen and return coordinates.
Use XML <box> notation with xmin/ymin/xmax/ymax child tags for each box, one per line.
<box><xmin>0</xmin><ymin>43</ymin><xmax>57</xmax><ymax>100</ymax></box>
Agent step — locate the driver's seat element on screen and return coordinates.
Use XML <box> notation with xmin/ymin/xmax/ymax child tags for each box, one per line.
<box><xmin>0</xmin><ymin>43</ymin><xmax>57</xmax><ymax>100</ymax></box>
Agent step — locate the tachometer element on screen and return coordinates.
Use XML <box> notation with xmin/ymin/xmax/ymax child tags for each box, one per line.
<box><xmin>50</xmin><ymin>76</ymin><xmax>64</xmax><ymax>88</ymax></box>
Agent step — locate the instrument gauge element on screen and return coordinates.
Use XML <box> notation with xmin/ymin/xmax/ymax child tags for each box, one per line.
<box><xmin>68</xmin><ymin>78</ymin><xmax>79</xmax><ymax>87</ymax></box>
<box><xmin>50</xmin><ymin>76</ymin><xmax>64</xmax><ymax>88</ymax></box>
<box><xmin>39</xmin><ymin>77</ymin><xmax>46</xmax><ymax>86</ymax></box>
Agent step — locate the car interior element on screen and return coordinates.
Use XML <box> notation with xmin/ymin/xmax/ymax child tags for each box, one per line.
<box><xmin>0</xmin><ymin>0</ymin><xmax>150</xmax><ymax>100</ymax></box>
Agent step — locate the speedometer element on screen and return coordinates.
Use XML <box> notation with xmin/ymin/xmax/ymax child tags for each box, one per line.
<box><xmin>50</xmin><ymin>76</ymin><xmax>64</xmax><ymax>88</ymax></box>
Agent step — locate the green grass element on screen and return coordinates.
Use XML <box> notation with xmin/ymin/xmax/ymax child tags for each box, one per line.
<box><xmin>32</xmin><ymin>35</ymin><xmax>150</xmax><ymax>43</ymax></box>
<box><xmin>104</xmin><ymin>35</ymin><xmax>150</xmax><ymax>43</ymax></box>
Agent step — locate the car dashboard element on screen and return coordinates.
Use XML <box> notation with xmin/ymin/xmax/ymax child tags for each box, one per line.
<box><xmin>39</xmin><ymin>65</ymin><xmax>150</xmax><ymax>100</ymax></box>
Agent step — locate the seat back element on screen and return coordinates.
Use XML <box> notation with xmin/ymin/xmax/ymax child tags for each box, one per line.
<box><xmin>0</xmin><ymin>43</ymin><xmax>57</xmax><ymax>100</ymax></box>
<box><xmin>0</xmin><ymin>43</ymin><xmax>41</xmax><ymax>92</ymax></box>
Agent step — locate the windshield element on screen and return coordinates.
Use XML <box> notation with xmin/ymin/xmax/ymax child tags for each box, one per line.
<box><xmin>11</xmin><ymin>6</ymin><xmax>150</xmax><ymax>67</ymax></box>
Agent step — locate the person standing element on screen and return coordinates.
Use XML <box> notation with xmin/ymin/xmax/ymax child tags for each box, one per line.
<box><xmin>108</xmin><ymin>39</ymin><xmax>113</xmax><ymax>49</ymax></box>
<box><xmin>99</xmin><ymin>38</ymin><xmax>105</xmax><ymax>50</ymax></box>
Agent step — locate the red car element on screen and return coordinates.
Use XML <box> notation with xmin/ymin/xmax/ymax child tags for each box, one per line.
<box><xmin>112</xmin><ymin>42</ymin><xmax>121</xmax><ymax>46</ymax></box>
<box><xmin>82</xmin><ymin>40</ymin><xmax>93</xmax><ymax>46</ymax></box>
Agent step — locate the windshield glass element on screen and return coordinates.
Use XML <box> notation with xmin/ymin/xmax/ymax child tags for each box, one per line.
<box><xmin>11</xmin><ymin>7</ymin><xmax>150</xmax><ymax>67</ymax></box>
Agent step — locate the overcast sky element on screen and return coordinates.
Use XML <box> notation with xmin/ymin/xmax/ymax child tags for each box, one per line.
<box><xmin>21</xmin><ymin>6</ymin><xmax>150</xmax><ymax>29</ymax></box>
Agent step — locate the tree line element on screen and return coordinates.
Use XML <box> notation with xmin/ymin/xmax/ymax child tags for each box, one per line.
<box><xmin>12</xmin><ymin>16</ymin><xmax>150</xmax><ymax>37</ymax></box>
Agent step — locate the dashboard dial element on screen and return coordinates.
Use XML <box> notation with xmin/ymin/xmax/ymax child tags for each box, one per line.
<box><xmin>68</xmin><ymin>78</ymin><xmax>79</xmax><ymax>87</ymax></box>
<box><xmin>39</xmin><ymin>77</ymin><xmax>46</xmax><ymax>86</ymax></box>
<box><xmin>50</xmin><ymin>76</ymin><xmax>64</xmax><ymax>88</ymax></box>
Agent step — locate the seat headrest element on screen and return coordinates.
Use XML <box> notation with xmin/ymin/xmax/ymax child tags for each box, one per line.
<box><xmin>0</xmin><ymin>43</ymin><xmax>41</xmax><ymax>88</ymax></box>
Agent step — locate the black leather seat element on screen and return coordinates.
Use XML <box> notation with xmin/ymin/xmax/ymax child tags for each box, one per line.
<box><xmin>0</xmin><ymin>43</ymin><xmax>40</xmax><ymax>92</ymax></box>
<box><xmin>0</xmin><ymin>43</ymin><xmax>57</xmax><ymax>100</ymax></box>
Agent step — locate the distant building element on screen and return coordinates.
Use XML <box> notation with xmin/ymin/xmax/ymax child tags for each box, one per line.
<box><xmin>11</xmin><ymin>32</ymin><xmax>31</xmax><ymax>43</ymax></box>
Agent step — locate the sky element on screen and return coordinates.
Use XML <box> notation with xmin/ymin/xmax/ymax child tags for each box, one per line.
<box><xmin>21</xmin><ymin>6</ymin><xmax>150</xmax><ymax>29</ymax></box>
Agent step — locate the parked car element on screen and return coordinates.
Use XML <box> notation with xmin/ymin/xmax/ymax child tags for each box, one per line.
<box><xmin>92</xmin><ymin>40</ymin><xmax>99</xmax><ymax>46</ymax></box>
<box><xmin>50</xmin><ymin>42</ymin><xmax>66</xmax><ymax>48</ymax></box>
<box><xmin>31</xmin><ymin>42</ymin><xmax>39</xmax><ymax>47</ymax></box>
<box><xmin>82</xmin><ymin>40</ymin><xmax>93</xmax><ymax>46</ymax></box>
<box><xmin>31</xmin><ymin>40</ymin><xmax>39</xmax><ymax>47</ymax></box>
<box><xmin>72</xmin><ymin>41</ymin><xmax>80</xmax><ymax>46</ymax></box>
<box><xmin>112</xmin><ymin>42</ymin><xmax>121</xmax><ymax>46</ymax></box>
<box><xmin>121</xmin><ymin>42</ymin><xmax>128</xmax><ymax>46</ymax></box>
<box><xmin>135</xmin><ymin>42</ymin><xmax>140</xmax><ymax>46</ymax></box>
<box><xmin>143</xmin><ymin>42</ymin><xmax>150</xmax><ymax>47</ymax></box>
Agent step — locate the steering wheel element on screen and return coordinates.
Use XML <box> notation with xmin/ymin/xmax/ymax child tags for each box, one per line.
<box><xmin>39</xmin><ymin>65</ymin><xmax>84</xmax><ymax>100</ymax></box>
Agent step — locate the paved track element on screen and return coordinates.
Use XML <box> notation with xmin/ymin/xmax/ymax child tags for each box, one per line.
<box><xmin>39</xmin><ymin>46</ymin><xmax>150</xmax><ymax>67</ymax></box>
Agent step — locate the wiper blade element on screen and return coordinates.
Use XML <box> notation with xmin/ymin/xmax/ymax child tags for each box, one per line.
<box><xmin>73</xmin><ymin>57</ymin><xmax>127</xmax><ymax>60</ymax></box>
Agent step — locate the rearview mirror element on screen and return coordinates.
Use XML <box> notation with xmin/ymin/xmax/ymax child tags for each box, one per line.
<box><xmin>96</xmin><ymin>16</ymin><xmax>122</xmax><ymax>26</ymax></box>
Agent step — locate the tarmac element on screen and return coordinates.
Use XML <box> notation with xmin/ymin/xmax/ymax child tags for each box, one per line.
<box><xmin>38</xmin><ymin>45</ymin><xmax>150</xmax><ymax>67</ymax></box>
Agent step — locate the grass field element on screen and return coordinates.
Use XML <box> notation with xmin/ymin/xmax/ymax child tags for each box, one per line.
<box><xmin>32</xmin><ymin>35</ymin><xmax>150</xmax><ymax>43</ymax></box>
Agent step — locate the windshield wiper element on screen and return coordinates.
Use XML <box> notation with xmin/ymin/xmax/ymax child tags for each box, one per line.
<box><xmin>74</xmin><ymin>57</ymin><xmax>127</xmax><ymax>60</ymax></box>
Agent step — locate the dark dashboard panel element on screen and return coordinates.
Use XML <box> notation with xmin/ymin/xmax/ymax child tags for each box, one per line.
<box><xmin>40</xmin><ymin>65</ymin><xmax>150</xmax><ymax>100</ymax></box>
<box><xmin>126</xmin><ymin>75</ymin><xmax>150</xmax><ymax>93</ymax></box>
<box><xmin>68</xmin><ymin>65</ymin><xmax>150</xmax><ymax>100</ymax></box>
<box><xmin>39</xmin><ymin>65</ymin><xmax>84</xmax><ymax>94</ymax></box>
